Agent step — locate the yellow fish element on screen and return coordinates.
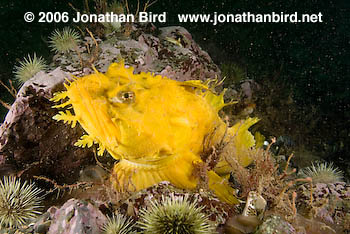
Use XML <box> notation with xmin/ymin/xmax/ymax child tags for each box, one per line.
<box><xmin>51</xmin><ymin>61</ymin><xmax>258</xmax><ymax>204</ymax></box>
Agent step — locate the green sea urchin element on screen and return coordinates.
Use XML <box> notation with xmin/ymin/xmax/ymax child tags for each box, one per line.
<box><xmin>0</xmin><ymin>176</ymin><xmax>43</xmax><ymax>228</ymax></box>
<box><xmin>49</xmin><ymin>27</ymin><xmax>81</xmax><ymax>53</ymax></box>
<box><xmin>137</xmin><ymin>194</ymin><xmax>216</xmax><ymax>234</ymax></box>
<box><xmin>102</xmin><ymin>1</ymin><xmax>125</xmax><ymax>33</ymax></box>
<box><xmin>14</xmin><ymin>53</ymin><xmax>47</xmax><ymax>84</ymax></box>
<box><xmin>220</xmin><ymin>62</ymin><xmax>246</xmax><ymax>83</ymax></box>
<box><xmin>299</xmin><ymin>162</ymin><xmax>343</xmax><ymax>184</ymax></box>
<box><xmin>102</xmin><ymin>214</ymin><xmax>134</xmax><ymax>234</ymax></box>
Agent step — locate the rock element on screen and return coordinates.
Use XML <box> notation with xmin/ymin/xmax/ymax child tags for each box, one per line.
<box><xmin>156</xmin><ymin>26</ymin><xmax>220</xmax><ymax>82</ymax></box>
<box><xmin>54</xmin><ymin>24</ymin><xmax>220</xmax><ymax>82</ymax></box>
<box><xmin>297</xmin><ymin>181</ymin><xmax>350</xmax><ymax>229</ymax></box>
<box><xmin>224</xmin><ymin>215</ymin><xmax>261</xmax><ymax>234</ymax></box>
<box><xmin>255</xmin><ymin>215</ymin><xmax>296</xmax><ymax>234</ymax></box>
<box><xmin>0</xmin><ymin>69</ymin><xmax>94</xmax><ymax>183</ymax></box>
<box><xmin>47</xmin><ymin>198</ymin><xmax>107</xmax><ymax>234</ymax></box>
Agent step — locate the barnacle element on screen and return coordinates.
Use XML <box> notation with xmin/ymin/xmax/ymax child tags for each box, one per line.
<box><xmin>102</xmin><ymin>214</ymin><xmax>135</xmax><ymax>234</ymax></box>
<box><xmin>137</xmin><ymin>194</ymin><xmax>216</xmax><ymax>234</ymax></box>
<box><xmin>51</xmin><ymin>60</ymin><xmax>259</xmax><ymax>204</ymax></box>
<box><xmin>49</xmin><ymin>27</ymin><xmax>81</xmax><ymax>53</ymax></box>
<box><xmin>298</xmin><ymin>161</ymin><xmax>343</xmax><ymax>184</ymax></box>
<box><xmin>0</xmin><ymin>176</ymin><xmax>43</xmax><ymax>228</ymax></box>
<box><xmin>14</xmin><ymin>53</ymin><xmax>47</xmax><ymax>84</ymax></box>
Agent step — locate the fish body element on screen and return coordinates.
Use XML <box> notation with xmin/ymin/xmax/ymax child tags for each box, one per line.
<box><xmin>51</xmin><ymin>61</ymin><xmax>258</xmax><ymax>204</ymax></box>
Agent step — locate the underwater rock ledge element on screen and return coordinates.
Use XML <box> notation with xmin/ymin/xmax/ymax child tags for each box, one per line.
<box><xmin>0</xmin><ymin>68</ymin><xmax>94</xmax><ymax>183</ymax></box>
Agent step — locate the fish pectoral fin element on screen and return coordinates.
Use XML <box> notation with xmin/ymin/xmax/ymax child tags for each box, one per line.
<box><xmin>74</xmin><ymin>135</ymin><xmax>95</xmax><ymax>148</ymax></box>
<box><xmin>111</xmin><ymin>153</ymin><xmax>199</xmax><ymax>192</ymax></box>
<box><xmin>208</xmin><ymin>170</ymin><xmax>239</xmax><ymax>205</ymax></box>
<box><xmin>53</xmin><ymin>110</ymin><xmax>78</xmax><ymax>128</ymax></box>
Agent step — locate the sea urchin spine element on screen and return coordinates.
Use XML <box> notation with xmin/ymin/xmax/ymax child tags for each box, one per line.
<box><xmin>0</xmin><ymin>176</ymin><xmax>43</xmax><ymax>228</ymax></box>
<box><xmin>14</xmin><ymin>53</ymin><xmax>47</xmax><ymax>84</ymax></box>
<box><xmin>137</xmin><ymin>193</ymin><xmax>216</xmax><ymax>234</ymax></box>
<box><xmin>49</xmin><ymin>27</ymin><xmax>81</xmax><ymax>53</ymax></box>
<box><xmin>299</xmin><ymin>161</ymin><xmax>343</xmax><ymax>184</ymax></box>
<box><xmin>102</xmin><ymin>214</ymin><xmax>135</xmax><ymax>234</ymax></box>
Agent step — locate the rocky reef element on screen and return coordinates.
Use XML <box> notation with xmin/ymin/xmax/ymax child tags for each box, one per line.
<box><xmin>0</xmin><ymin>21</ymin><xmax>349</xmax><ymax>234</ymax></box>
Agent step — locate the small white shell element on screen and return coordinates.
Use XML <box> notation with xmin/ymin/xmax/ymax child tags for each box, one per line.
<box><xmin>242</xmin><ymin>191</ymin><xmax>267</xmax><ymax>219</ymax></box>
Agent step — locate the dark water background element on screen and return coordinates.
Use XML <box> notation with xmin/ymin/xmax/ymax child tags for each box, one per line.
<box><xmin>0</xmin><ymin>0</ymin><xmax>349</xmax><ymax>176</ymax></box>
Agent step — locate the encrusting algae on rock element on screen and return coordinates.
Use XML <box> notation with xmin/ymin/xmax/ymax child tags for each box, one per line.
<box><xmin>51</xmin><ymin>60</ymin><xmax>258</xmax><ymax>204</ymax></box>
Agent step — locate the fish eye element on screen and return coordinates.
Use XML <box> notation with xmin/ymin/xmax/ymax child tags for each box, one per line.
<box><xmin>122</xmin><ymin>92</ymin><xmax>131</xmax><ymax>99</ymax></box>
<box><xmin>109</xmin><ymin>90</ymin><xmax>135</xmax><ymax>104</ymax></box>
<box><xmin>116</xmin><ymin>90</ymin><xmax>135</xmax><ymax>103</ymax></box>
